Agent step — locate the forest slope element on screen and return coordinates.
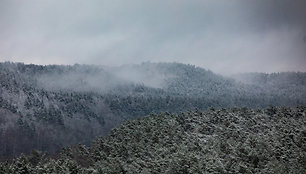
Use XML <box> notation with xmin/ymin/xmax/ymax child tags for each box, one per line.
<box><xmin>1</xmin><ymin>107</ymin><xmax>306</xmax><ymax>173</ymax></box>
<box><xmin>1</xmin><ymin>62</ymin><xmax>306</xmax><ymax>159</ymax></box>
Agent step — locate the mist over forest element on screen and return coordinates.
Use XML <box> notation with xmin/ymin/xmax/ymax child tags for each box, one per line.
<box><xmin>1</xmin><ymin>0</ymin><xmax>306</xmax><ymax>173</ymax></box>
<box><xmin>0</xmin><ymin>61</ymin><xmax>305</xmax><ymax>157</ymax></box>
<box><xmin>0</xmin><ymin>61</ymin><xmax>305</xmax><ymax>173</ymax></box>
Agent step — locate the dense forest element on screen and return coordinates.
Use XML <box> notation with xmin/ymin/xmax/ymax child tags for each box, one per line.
<box><xmin>1</xmin><ymin>62</ymin><xmax>306</xmax><ymax>160</ymax></box>
<box><xmin>1</xmin><ymin>107</ymin><xmax>305</xmax><ymax>173</ymax></box>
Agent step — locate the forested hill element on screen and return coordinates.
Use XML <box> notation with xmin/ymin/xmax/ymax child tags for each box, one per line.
<box><xmin>1</xmin><ymin>107</ymin><xmax>306</xmax><ymax>173</ymax></box>
<box><xmin>0</xmin><ymin>62</ymin><xmax>306</xmax><ymax>159</ymax></box>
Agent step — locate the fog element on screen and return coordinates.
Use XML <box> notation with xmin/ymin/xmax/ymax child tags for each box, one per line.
<box><xmin>0</xmin><ymin>0</ymin><xmax>305</xmax><ymax>74</ymax></box>
<box><xmin>34</xmin><ymin>63</ymin><xmax>176</xmax><ymax>92</ymax></box>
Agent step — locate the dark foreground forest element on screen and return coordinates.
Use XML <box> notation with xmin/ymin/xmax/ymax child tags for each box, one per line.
<box><xmin>1</xmin><ymin>107</ymin><xmax>305</xmax><ymax>173</ymax></box>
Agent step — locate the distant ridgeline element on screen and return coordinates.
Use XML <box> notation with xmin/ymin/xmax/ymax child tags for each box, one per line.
<box><xmin>1</xmin><ymin>107</ymin><xmax>306</xmax><ymax>173</ymax></box>
<box><xmin>0</xmin><ymin>61</ymin><xmax>306</xmax><ymax>159</ymax></box>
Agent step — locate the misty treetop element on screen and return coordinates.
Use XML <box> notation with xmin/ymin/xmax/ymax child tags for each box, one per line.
<box><xmin>0</xmin><ymin>61</ymin><xmax>306</xmax><ymax>159</ymax></box>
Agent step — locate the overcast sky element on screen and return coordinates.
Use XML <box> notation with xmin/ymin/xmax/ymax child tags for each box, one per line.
<box><xmin>0</xmin><ymin>0</ymin><xmax>305</xmax><ymax>74</ymax></box>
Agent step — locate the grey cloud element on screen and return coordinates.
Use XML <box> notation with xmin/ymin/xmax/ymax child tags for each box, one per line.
<box><xmin>0</xmin><ymin>0</ymin><xmax>305</xmax><ymax>74</ymax></box>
